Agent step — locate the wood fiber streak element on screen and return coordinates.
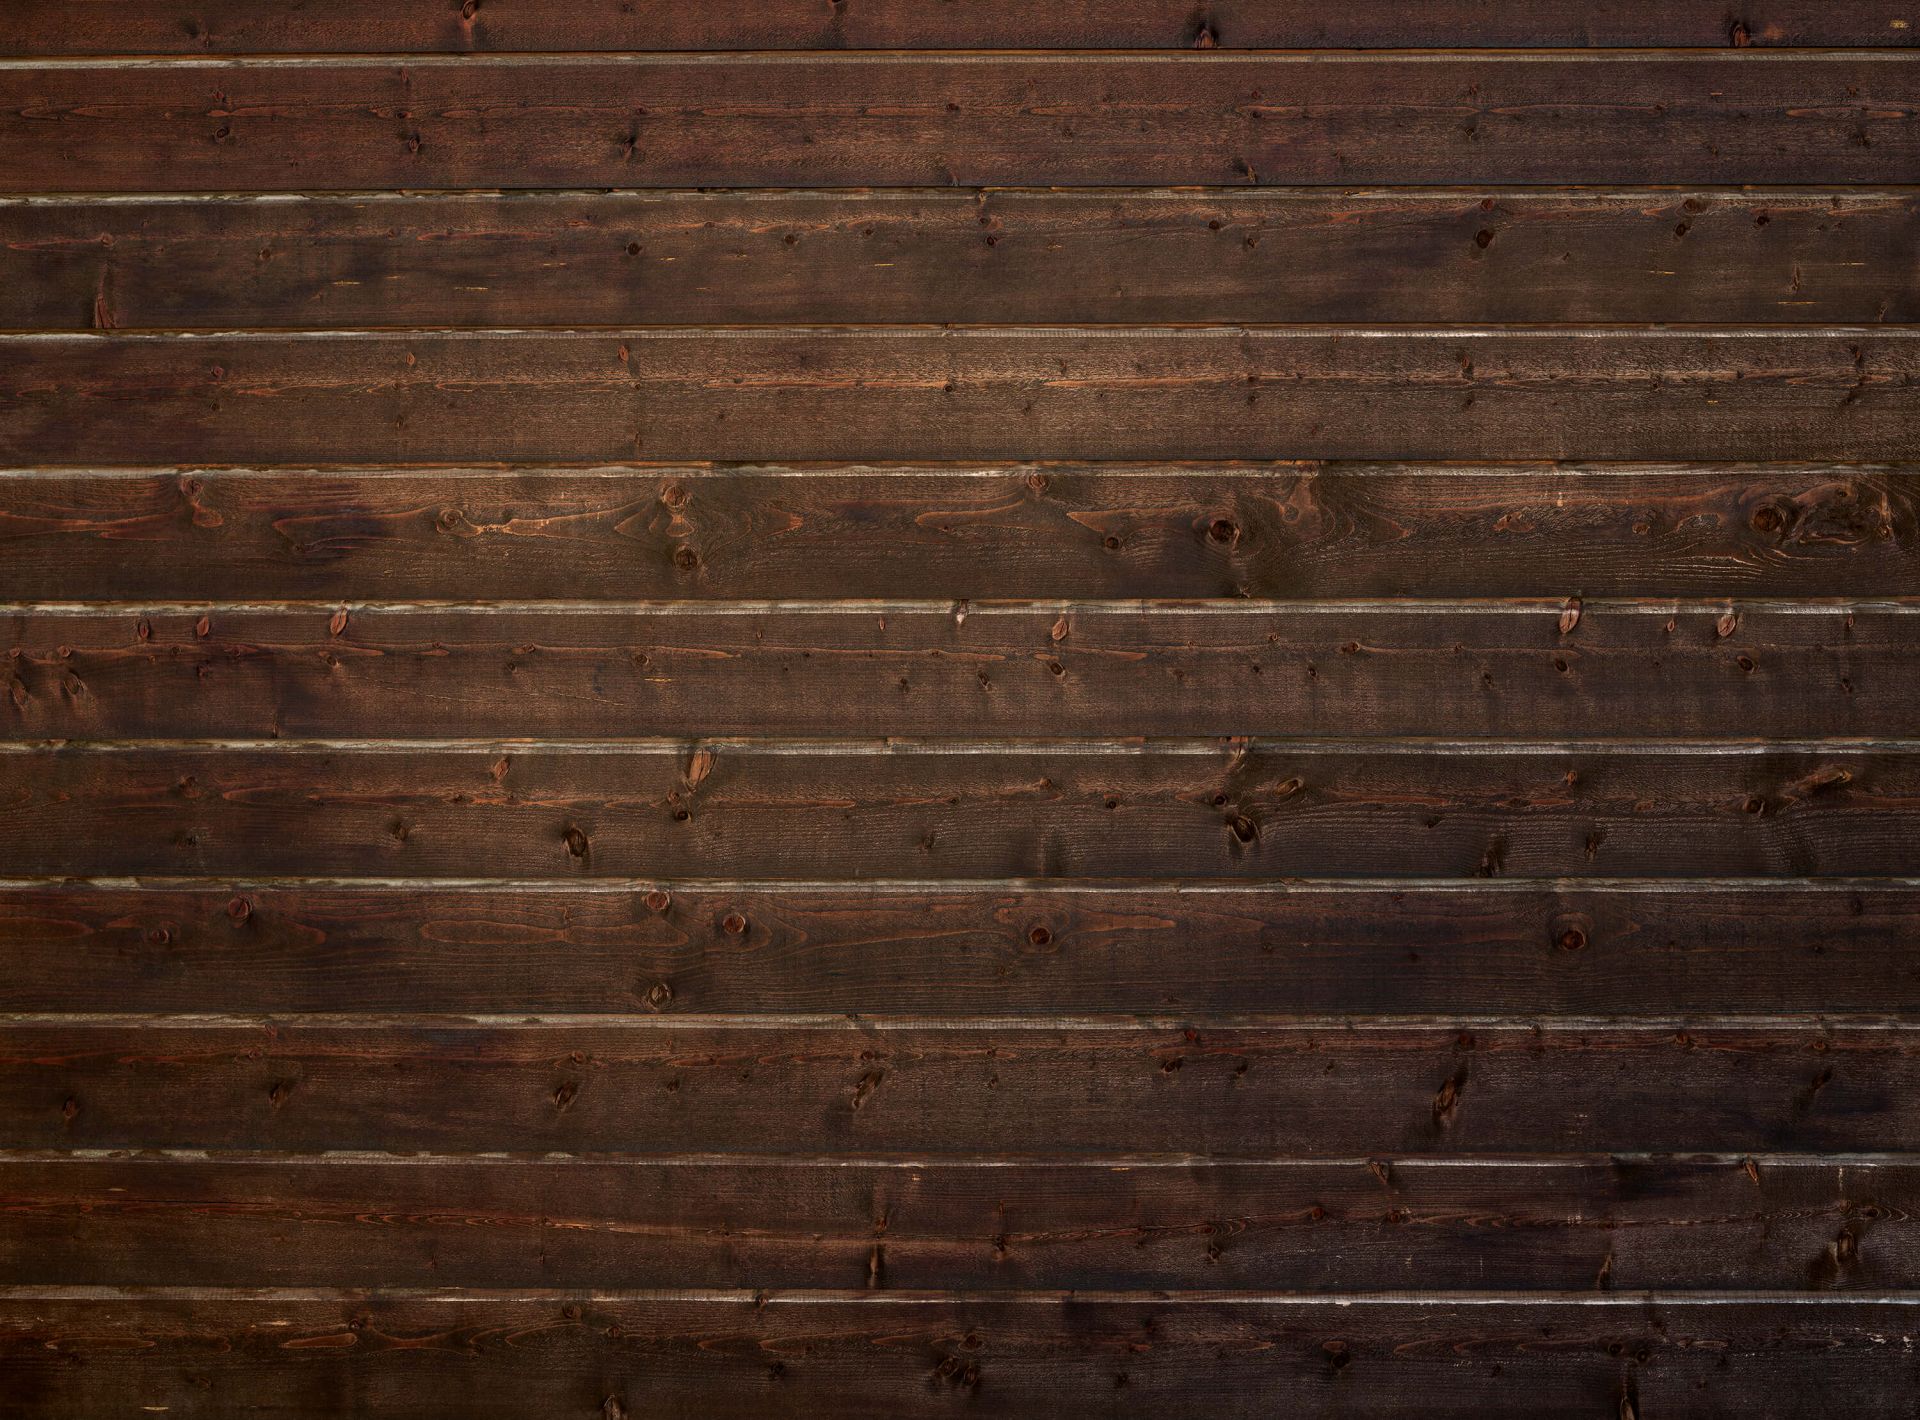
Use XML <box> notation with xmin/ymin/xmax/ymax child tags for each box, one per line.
<box><xmin>5</xmin><ymin>1294</ymin><xmax>1917</xmax><ymax>1419</ymax></box>
<box><xmin>1</xmin><ymin>883</ymin><xmax>1915</xmax><ymax>1017</ymax></box>
<box><xmin>5</xmin><ymin>604</ymin><xmax>1913</xmax><ymax>740</ymax></box>
<box><xmin>5</xmin><ymin>1020</ymin><xmax>1915</xmax><ymax>1154</ymax></box>
<box><xmin>6</xmin><ymin>331</ymin><xmax>1918</xmax><ymax>465</ymax></box>
<box><xmin>15</xmin><ymin>191</ymin><xmax>1920</xmax><ymax>330</ymax></box>
<box><xmin>5</xmin><ymin>466</ymin><xmax>1913</xmax><ymax>601</ymax></box>
<box><xmin>0</xmin><ymin>1156</ymin><xmax>1908</xmax><ymax>1292</ymax></box>
<box><xmin>1</xmin><ymin>745</ymin><xmax>1913</xmax><ymax>880</ymax></box>
<box><xmin>5</xmin><ymin>56</ymin><xmax>1920</xmax><ymax>191</ymax></box>
<box><xmin>7</xmin><ymin>1</ymin><xmax>1914</xmax><ymax>53</ymax></box>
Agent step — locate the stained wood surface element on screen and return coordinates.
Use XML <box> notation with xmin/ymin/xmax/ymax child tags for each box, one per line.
<box><xmin>6</xmin><ymin>1020</ymin><xmax>1910</xmax><ymax>1155</ymax></box>
<box><xmin>5</xmin><ymin>602</ymin><xmax>1911</xmax><ymax>740</ymax></box>
<box><xmin>9</xmin><ymin>2</ymin><xmax>1915</xmax><ymax>53</ymax></box>
<box><xmin>15</xmin><ymin>190</ymin><xmax>1920</xmax><ymax>330</ymax></box>
<box><xmin>5</xmin><ymin>1291</ymin><xmax>1915</xmax><ymax>1419</ymax></box>
<box><xmin>8</xmin><ymin>329</ymin><xmax>1918</xmax><ymax>465</ymax></box>
<box><xmin>5</xmin><ymin>465</ymin><xmax>1914</xmax><ymax>601</ymax></box>
<box><xmin>5</xmin><ymin>4</ymin><xmax>1917</xmax><ymax>1415</ymax></box>
<box><xmin>0</xmin><ymin>1154</ymin><xmax>1905</xmax><ymax>1292</ymax></box>
<box><xmin>7</xmin><ymin>56</ymin><xmax>1920</xmax><ymax>191</ymax></box>
<box><xmin>0</xmin><ymin>882</ymin><xmax>1913</xmax><ymax>1017</ymax></box>
<box><xmin>3</xmin><ymin>743</ymin><xmax>1909</xmax><ymax>880</ymax></box>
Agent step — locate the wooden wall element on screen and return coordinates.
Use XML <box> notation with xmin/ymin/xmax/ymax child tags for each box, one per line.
<box><xmin>2</xmin><ymin>5</ymin><xmax>1918</xmax><ymax>1415</ymax></box>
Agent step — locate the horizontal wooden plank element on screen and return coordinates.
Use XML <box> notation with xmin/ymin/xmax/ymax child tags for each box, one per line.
<box><xmin>1</xmin><ymin>744</ymin><xmax>1911</xmax><ymax>880</ymax></box>
<box><xmin>6</xmin><ymin>603</ymin><xmax>1910</xmax><ymax>741</ymax></box>
<box><xmin>1</xmin><ymin>1154</ymin><xmax>1907</xmax><ymax>1292</ymax></box>
<box><xmin>15</xmin><ymin>190</ymin><xmax>1920</xmax><ymax>329</ymax></box>
<box><xmin>6</xmin><ymin>55</ymin><xmax>1920</xmax><ymax>191</ymax></box>
<box><xmin>8</xmin><ymin>2</ymin><xmax>1914</xmax><ymax>53</ymax></box>
<box><xmin>5</xmin><ymin>1291</ymin><xmax>1916</xmax><ymax>1419</ymax></box>
<box><xmin>2</xmin><ymin>882</ymin><xmax>1912</xmax><ymax>1017</ymax></box>
<box><xmin>6</xmin><ymin>331</ymin><xmax>1917</xmax><ymax>465</ymax></box>
<box><xmin>5</xmin><ymin>1020</ymin><xmax>1914</xmax><ymax>1153</ymax></box>
<box><xmin>6</xmin><ymin>465</ymin><xmax>1915</xmax><ymax>601</ymax></box>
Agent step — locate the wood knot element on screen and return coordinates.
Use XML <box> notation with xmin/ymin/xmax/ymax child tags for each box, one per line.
<box><xmin>1028</xmin><ymin>925</ymin><xmax>1052</xmax><ymax>946</ymax></box>
<box><xmin>721</xmin><ymin>912</ymin><xmax>748</xmax><ymax>934</ymax></box>
<box><xmin>563</xmin><ymin>826</ymin><xmax>590</xmax><ymax>858</ymax></box>
<box><xmin>1207</xmin><ymin>517</ymin><xmax>1239</xmax><ymax>545</ymax></box>
<box><xmin>226</xmin><ymin>895</ymin><xmax>252</xmax><ymax>924</ymax></box>
<box><xmin>644</xmin><ymin>889</ymin><xmax>671</xmax><ymax>913</ymax></box>
<box><xmin>645</xmin><ymin>981</ymin><xmax>674</xmax><ymax>1010</ymax></box>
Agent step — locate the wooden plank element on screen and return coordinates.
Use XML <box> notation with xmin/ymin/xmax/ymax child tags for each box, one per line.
<box><xmin>5</xmin><ymin>56</ymin><xmax>1920</xmax><ymax>192</ymax></box>
<box><xmin>5</xmin><ymin>602</ymin><xmax>1910</xmax><ymax>741</ymax></box>
<box><xmin>7</xmin><ymin>2</ymin><xmax>1914</xmax><ymax>53</ymax></box>
<box><xmin>15</xmin><ymin>190</ymin><xmax>1920</xmax><ymax>330</ymax></box>
<box><xmin>6</xmin><ymin>465</ymin><xmax>1915</xmax><ymax>602</ymax></box>
<box><xmin>2</xmin><ymin>882</ymin><xmax>1912</xmax><ymax>1018</ymax></box>
<box><xmin>1</xmin><ymin>743</ymin><xmax>1912</xmax><ymax>880</ymax></box>
<box><xmin>4</xmin><ymin>1019</ymin><xmax>1915</xmax><ymax>1155</ymax></box>
<box><xmin>4</xmin><ymin>1291</ymin><xmax>1915</xmax><ymax>1419</ymax></box>
<box><xmin>6</xmin><ymin>330</ymin><xmax>1917</xmax><ymax>466</ymax></box>
<box><xmin>1</xmin><ymin>1154</ymin><xmax>1907</xmax><ymax>1292</ymax></box>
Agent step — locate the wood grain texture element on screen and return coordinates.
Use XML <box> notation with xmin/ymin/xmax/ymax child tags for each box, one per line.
<box><xmin>1</xmin><ymin>743</ymin><xmax>1911</xmax><ymax>880</ymax></box>
<box><xmin>7</xmin><ymin>330</ymin><xmax>1917</xmax><ymax>466</ymax></box>
<box><xmin>1</xmin><ymin>883</ymin><xmax>1914</xmax><ymax>1017</ymax></box>
<box><xmin>5</xmin><ymin>1019</ymin><xmax>1914</xmax><ymax>1154</ymax></box>
<box><xmin>6</xmin><ymin>465</ymin><xmax>1914</xmax><ymax>602</ymax></box>
<box><xmin>6</xmin><ymin>602</ymin><xmax>1911</xmax><ymax>741</ymax></box>
<box><xmin>6</xmin><ymin>55</ymin><xmax>1920</xmax><ymax>192</ymax></box>
<box><xmin>15</xmin><ymin>190</ymin><xmax>1920</xmax><ymax>330</ymax></box>
<box><xmin>6</xmin><ymin>1292</ymin><xmax>1917</xmax><ymax>1420</ymax></box>
<box><xmin>1</xmin><ymin>1155</ymin><xmax>1906</xmax><ymax>1292</ymax></box>
<box><xmin>8</xmin><ymin>1</ymin><xmax>1914</xmax><ymax>53</ymax></box>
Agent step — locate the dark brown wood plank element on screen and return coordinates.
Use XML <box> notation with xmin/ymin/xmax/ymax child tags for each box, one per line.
<box><xmin>5</xmin><ymin>603</ymin><xmax>1909</xmax><ymax>741</ymax></box>
<box><xmin>7</xmin><ymin>2</ymin><xmax>1912</xmax><ymax>53</ymax></box>
<box><xmin>15</xmin><ymin>190</ymin><xmax>1920</xmax><ymax>330</ymax></box>
<box><xmin>7</xmin><ymin>331</ymin><xmax>1917</xmax><ymax>465</ymax></box>
<box><xmin>5</xmin><ymin>1020</ymin><xmax>1913</xmax><ymax>1153</ymax></box>
<box><xmin>6</xmin><ymin>465</ymin><xmax>1914</xmax><ymax>602</ymax></box>
<box><xmin>1</xmin><ymin>1154</ymin><xmax>1906</xmax><ymax>1292</ymax></box>
<box><xmin>6</xmin><ymin>1291</ymin><xmax>1916</xmax><ymax>1420</ymax></box>
<box><xmin>1</xmin><ymin>743</ymin><xmax>1911</xmax><ymax>880</ymax></box>
<box><xmin>6</xmin><ymin>56</ymin><xmax>1920</xmax><ymax>191</ymax></box>
<box><xmin>2</xmin><ymin>882</ymin><xmax>1911</xmax><ymax>1017</ymax></box>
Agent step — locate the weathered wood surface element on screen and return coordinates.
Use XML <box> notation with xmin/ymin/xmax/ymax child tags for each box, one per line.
<box><xmin>7</xmin><ymin>330</ymin><xmax>1917</xmax><ymax>465</ymax></box>
<box><xmin>7</xmin><ymin>56</ymin><xmax>1920</xmax><ymax>192</ymax></box>
<box><xmin>0</xmin><ymin>882</ymin><xmax>1913</xmax><ymax>1017</ymax></box>
<box><xmin>0</xmin><ymin>1154</ymin><xmax>1905</xmax><ymax>1292</ymax></box>
<box><xmin>5</xmin><ymin>1291</ymin><xmax>1916</xmax><ymax>1420</ymax></box>
<box><xmin>5</xmin><ymin>1020</ymin><xmax>1911</xmax><ymax>1155</ymax></box>
<box><xmin>6</xmin><ymin>4</ymin><xmax>1918</xmax><ymax>1414</ymax></box>
<box><xmin>5</xmin><ymin>603</ymin><xmax>1911</xmax><ymax>741</ymax></box>
<box><xmin>9</xmin><ymin>2</ymin><xmax>1914</xmax><ymax>53</ymax></box>
<box><xmin>1</xmin><ymin>744</ymin><xmax>1908</xmax><ymax>880</ymax></box>
<box><xmin>6</xmin><ymin>466</ymin><xmax>1914</xmax><ymax>602</ymax></box>
<box><xmin>16</xmin><ymin>190</ymin><xmax>1920</xmax><ymax>330</ymax></box>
